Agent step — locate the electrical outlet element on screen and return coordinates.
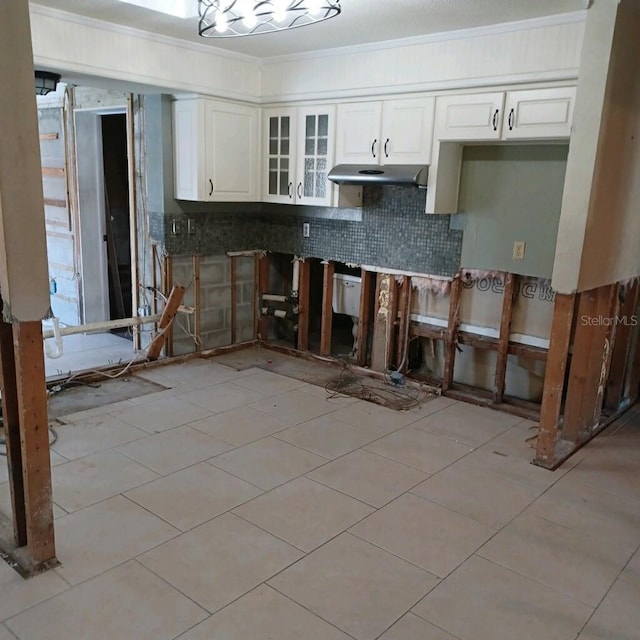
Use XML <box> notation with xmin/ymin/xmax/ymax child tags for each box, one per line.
<box><xmin>187</xmin><ymin>219</ymin><xmax>196</xmax><ymax>235</ymax></box>
<box><xmin>513</xmin><ymin>240</ymin><xmax>526</xmax><ymax>260</ymax></box>
<box><xmin>171</xmin><ymin>219</ymin><xmax>181</xmax><ymax>235</ymax></box>
<box><xmin>303</xmin><ymin>222</ymin><xmax>310</xmax><ymax>238</ymax></box>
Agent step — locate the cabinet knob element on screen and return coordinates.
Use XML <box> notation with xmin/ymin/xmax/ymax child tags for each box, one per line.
<box><xmin>508</xmin><ymin>108</ymin><xmax>515</xmax><ymax>131</ymax></box>
<box><xmin>297</xmin><ymin>182</ymin><xmax>302</xmax><ymax>199</ymax></box>
<box><xmin>209</xmin><ymin>179</ymin><xmax>214</xmax><ymax>196</ymax></box>
<box><xmin>371</xmin><ymin>139</ymin><xmax>377</xmax><ymax>159</ymax></box>
<box><xmin>492</xmin><ymin>109</ymin><xmax>499</xmax><ymax>131</ymax></box>
<box><xmin>384</xmin><ymin>138</ymin><xmax>390</xmax><ymax>158</ymax></box>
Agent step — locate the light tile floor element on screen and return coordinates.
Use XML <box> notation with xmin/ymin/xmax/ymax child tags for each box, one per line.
<box><xmin>0</xmin><ymin>358</ymin><xmax>639</xmax><ymax>640</ymax></box>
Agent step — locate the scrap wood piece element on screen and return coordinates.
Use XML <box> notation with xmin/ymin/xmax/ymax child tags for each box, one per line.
<box><xmin>147</xmin><ymin>285</ymin><xmax>186</xmax><ymax>361</ymax></box>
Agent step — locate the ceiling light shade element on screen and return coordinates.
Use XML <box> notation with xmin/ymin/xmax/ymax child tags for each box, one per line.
<box><xmin>34</xmin><ymin>71</ymin><xmax>61</xmax><ymax>96</ymax></box>
<box><xmin>198</xmin><ymin>0</ymin><xmax>341</xmax><ymax>37</ymax></box>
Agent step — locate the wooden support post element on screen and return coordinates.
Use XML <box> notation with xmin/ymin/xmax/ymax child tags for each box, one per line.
<box><xmin>193</xmin><ymin>255</ymin><xmax>201</xmax><ymax>350</ymax></box>
<box><xmin>229</xmin><ymin>255</ymin><xmax>236</xmax><ymax>345</ymax></box>
<box><xmin>0</xmin><ymin>319</ymin><xmax>27</xmax><ymax>547</ymax></box>
<box><xmin>356</xmin><ymin>269</ymin><xmax>375</xmax><ymax>367</ymax></box>
<box><xmin>320</xmin><ymin>261</ymin><xmax>335</xmax><ymax>356</ymax></box>
<box><xmin>563</xmin><ymin>285</ymin><xmax>616</xmax><ymax>444</ymax></box>
<box><xmin>257</xmin><ymin>254</ymin><xmax>270</xmax><ymax>340</ymax></box>
<box><xmin>535</xmin><ymin>293</ymin><xmax>576</xmax><ymax>467</ymax></box>
<box><xmin>627</xmin><ymin>322</ymin><xmax>640</xmax><ymax>405</ymax></box>
<box><xmin>593</xmin><ymin>285</ymin><xmax>620</xmax><ymax>422</ymax></box>
<box><xmin>442</xmin><ymin>276</ymin><xmax>462</xmax><ymax>392</ymax></box>
<box><xmin>297</xmin><ymin>259</ymin><xmax>311</xmax><ymax>351</ymax></box>
<box><xmin>605</xmin><ymin>281</ymin><xmax>639</xmax><ymax>409</ymax></box>
<box><xmin>147</xmin><ymin>285</ymin><xmax>186</xmax><ymax>361</ymax></box>
<box><xmin>493</xmin><ymin>273</ymin><xmax>517</xmax><ymax>404</ymax></box>
<box><xmin>371</xmin><ymin>274</ymin><xmax>397</xmax><ymax>371</ymax></box>
<box><xmin>396</xmin><ymin>277</ymin><xmax>412</xmax><ymax>374</ymax></box>
<box><xmin>162</xmin><ymin>255</ymin><xmax>174</xmax><ymax>357</ymax></box>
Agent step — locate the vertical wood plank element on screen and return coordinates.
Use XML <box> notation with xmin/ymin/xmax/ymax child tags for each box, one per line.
<box><xmin>356</xmin><ymin>269</ymin><xmax>375</xmax><ymax>366</ymax></box>
<box><xmin>257</xmin><ymin>254</ymin><xmax>270</xmax><ymax>340</ymax></box>
<box><xmin>493</xmin><ymin>273</ymin><xmax>517</xmax><ymax>403</ymax></box>
<box><xmin>229</xmin><ymin>255</ymin><xmax>236</xmax><ymax>345</ymax></box>
<box><xmin>147</xmin><ymin>285</ymin><xmax>186</xmax><ymax>361</ymax></box>
<box><xmin>385</xmin><ymin>276</ymin><xmax>400</xmax><ymax>370</ymax></box>
<box><xmin>163</xmin><ymin>255</ymin><xmax>174</xmax><ymax>357</ymax></box>
<box><xmin>193</xmin><ymin>255</ymin><xmax>201</xmax><ymax>350</ymax></box>
<box><xmin>371</xmin><ymin>274</ymin><xmax>397</xmax><ymax>372</ymax></box>
<box><xmin>536</xmin><ymin>293</ymin><xmax>576</xmax><ymax>466</ymax></box>
<box><xmin>396</xmin><ymin>277</ymin><xmax>412</xmax><ymax>374</ymax></box>
<box><xmin>442</xmin><ymin>276</ymin><xmax>462</xmax><ymax>392</ymax></box>
<box><xmin>605</xmin><ymin>281</ymin><xmax>639</xmax><ymax>409</ymax></box>
<box><xmin>12</xmin><ymin>321</ymin><xmax>55</xmax><ymax>564</ymax></box>
<box><xmin>319</xmin><ymin>261</ymin><xmax>335</xmax><ymax>356</ymax></box>
<box><xmin>297</xmin><ymin>259</ymin><xmax>311</xmax><ymax>351</ymax></box>
<box><xmin>0</xmin><ymin>318</ymin><xmax>27</xmax><ymax>546</ymax></box>
<box><xmin>126</xmin><ymin>95</ymin><xmax>140</xmax><ymax>351</ymax></box>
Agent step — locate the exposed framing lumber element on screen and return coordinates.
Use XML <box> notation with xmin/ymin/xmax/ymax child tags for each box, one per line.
<box><xmin>371</xmin><ymin>273</ymin><xmax>397</xmax><ymax>371</ymax></box>
<box><xmin>163</xmin><ymin>255</ymin><xmax>174</xmax><ymax>357</ymax></box>
<box><xmin>627</xmin><ymin>322</ymin><xmax>640</xmax><ymax>404</ymax></box>
<box><xmin>493</xmin><ymin>273</ymin><xmax>517</xmax><ymax>403</ymax></box>
<box><xmin>39</xmin><ymin>132</ymin><xmax>59</xmax><ymax>140</ymax></box>
<box><xmin>356</xmin><ymin>269</ymin><xmax>375</xmax><ymax>366</ymax></box>
<box><xmin>297</xmin><ymin>259</ymin><xmax>311</xmax><ymax>351</ymax></box>
<box><xmin>396</xmin><ymin>276</ymin><xmax>412</xmax><ymax>374</ymax></box>
<box><xmin>319</xmin><ymin>261</ymin><xmax>335</xmax><ymax>356</ymax></box>
<box><xmin>41</xmin><ymin>166</ymin><xmax>65</xmax><ymax>177</ymax></box>
<box><xmin>147</xmin><ymin>284</ymin><xmax>185</xmax><ymax>361</ymax></box>
<box><xmin>257</xmin><ymin>254</ymin><xmax>270</xmax><ymax>340</ymax></box>
<box><xmin>605</xmin><ymin>280</ymin><xmax>639</xmax><ymax>409</ymax></box>
<box><xmin>442</xmin><ymin>276</ymin><xmax>462</xmax><ymax>392</ymax></box>
<box><xmin>43</xmin><ymin>197</ymin><xmax>66</xmax><ymax>208</ymax></box>
<box><xmin>229</xmin><ymin>255</ymin><xmax>236</xmax><ymax>344</ymax></box>
<box><xmin>535</xmin><ymin>293</ymin><xmax>576</xmax><ymax>467</ymax></box>
<box><xmin>193</xmin><ymin>255</ymin><xmax>202</xmax><ymax>350</ymax></box>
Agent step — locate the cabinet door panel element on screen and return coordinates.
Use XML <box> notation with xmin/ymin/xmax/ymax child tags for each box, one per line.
<box><xmin>336</xmin><ymin>102</ymin><xmax>382</xmax><ymax>164</ymax></box>
<box><xmin>382</xmin><ymin>97</ymin><xmax>435</xmax><ymax>164</ymax></box>
<box><xmin>173</xmin><ymin>100</ymin><xmax>206</xmax><ymax>201</ymax></box>
<box><xmin>435</xmin><ymin>92</ymin><xmax>504</xmax><ymax>141</ymax></box>
<box><xmin>263</xmin><ymin>108</ymin><xmax>297</xmax><ymax>203</ymax></box>
<box><xmin>503</xmin><ymin>87</ymin><xmax>576</xmax><ymax>139</ymax></box>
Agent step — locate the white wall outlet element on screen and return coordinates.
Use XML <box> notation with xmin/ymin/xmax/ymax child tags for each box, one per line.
<box><xmin>171</xmin><ymin>219</ymin><xmax>181</xmax><ymax>235</ymax></box>
<box><xmin>187</xmin><ymin>219</ymin><xmax>196</xmax><ymax>234</ymax></box>
<box><xmin>513</xmin><ymin>240</ymin><xmax>526</xmax><ymax>260</ymax></box>
<box><xmin>303</xmin><ymin>222</ymin><xmax>310</xmax><ymax>238</ymax></box>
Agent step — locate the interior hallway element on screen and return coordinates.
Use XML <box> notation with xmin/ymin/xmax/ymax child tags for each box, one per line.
<box><xmin>0</xmin><ymin>351</ymin><xmax>639</xmax><ymax>640</ymax></box>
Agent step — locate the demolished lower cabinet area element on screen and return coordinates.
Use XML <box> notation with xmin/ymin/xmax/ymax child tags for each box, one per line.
<box><xmin>425</xmin><ymin>86</ymin><xmax>577</xmax><ymax>213</ymax></box>
<box><xmin>173</xmin><ymin>97</ymin><xmax>259</xmax><ymax>202</ymax></box>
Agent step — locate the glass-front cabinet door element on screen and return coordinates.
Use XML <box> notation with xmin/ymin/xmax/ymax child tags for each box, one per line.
<box><xmin>295</xmin><ymin>105</ymin><xmax>335</xmax><ymax>206</ymax></box>
<box><xmin>264</xmin><ymin>108</ymin><xmax>296</xmax><ymax>203</ymax></box>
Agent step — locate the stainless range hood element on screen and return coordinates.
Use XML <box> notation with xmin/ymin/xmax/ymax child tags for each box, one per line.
<box><xmin>328</xmin><ymin>164</ymin><xmax>428</xmax><ymax>188</ymax></box>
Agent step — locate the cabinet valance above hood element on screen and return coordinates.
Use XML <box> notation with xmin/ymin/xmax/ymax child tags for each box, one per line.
<box><xmin>328</xmin><ymin>164</ymin><xmax>429</xmax><ymax>188</ymax></box>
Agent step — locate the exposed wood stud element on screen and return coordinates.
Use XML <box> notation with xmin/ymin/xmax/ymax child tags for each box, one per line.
<box><xmin>605</xmin><ymin>281</ymin><xmax>639</xmax><ymax>409</ymax></box>
<box><xmin>147</xmin><ymin>285</ymin><xmax>186</xmax><ymax>361</ymax></box>
<box><xmin>229</xmin><ymin>255</ymin><xmax>236</xmax><ymax>345</ymax></box>
<box><xmin>43</xmin><ymin>198</ymin><xmax>66</xmax><ymax>208</ymax></box>
<box><xmin>396</xmin><ymin>277</ymin><xmax>412</xmax><ymax>374</ymax></box>
<box><xmin>12</xmin><ymin>321</ymin><xmax>56</xmax><ymax>566</ymax></box>
<box><xmin>319</xmin><ymin>261</ymin><xmax>335</xmax><ymax>356</ymax></box>
<box><xmin>162</xmin><ymin>256</ymin><xmax>174</xmax><ymax>358</ymax></box>
<box><xmin>356</xmin><ymin>269</ymin><xmax>375</xmax><ymax>366</ymax></box>
<box><xmin>442</xmin><ymin>276</ymin><xmax>462</xmax><ymax>391</ymax></box>
<box><xmin>193</xmin><ymin>255</ymin><xmax>202</xmax><ymax>350</ymax></box>
<box><xmin>493</xmin><ymin>273</ymin><xmax>517</xmax><ymax>403</ymax></box>
<box><xmin>371</xmin><ymin>274</ymin><xmax>393</xmax><ymax>371</ymax></box>
<box><xmin>627</xmin><ymin>320</ymin><xmax>640</xmax><ymax>405</ymax></box>
<box><xmin>126</xmin><ymin>95</ymin><xmax>140</xmax><ymax>351</ymax></box>
<box><xmin>39</xmin><ymin>132</ymin><xmax>59</xmax><ymax>140</ymax></box>
<box><xmin>257</xmin><ymin>254</ymin><xmax>270</xmax><ymax>340</ymax></box>
<box><xmin>297</xmin><ymin>259</ymin><xmax>311</xmax><ymax>351</ymax></box>
<box><xmin>40</xmin><ymin>167</ymin><xmax>65</xmax><ymax>177</ymax></box>
<box><xmin>535</xmin><ymin>292</ymin><xmax>576</xmax><ymax>467</ymax></box>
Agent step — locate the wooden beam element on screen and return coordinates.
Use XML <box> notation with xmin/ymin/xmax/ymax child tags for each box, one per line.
<box><xmin>43</xmin><ymin>197</ymin><xmax>66</xmax><ymax>208</ymax></box>
<box><xmin>535</xmin><ymin>293</ymin><xmax>575</xmax><ymax>467</ymax></box>
<box><xmin>409</xmin><ymin>321</ymin><xmax>447</xmax><ymax>341</ymax></box>
<box><xmin>41</xmin><ymin>166</ymin><xmax>65</xmax><ymax>177</ymax></box>
<box><xmin>605</xmin><ymin>281</ymin><xmax>639</xmax><ymax>409</ymax></box>
<box><xmin>0</xmin><ymin>319</ymin><xmax>27</xmax><ymax>546</ymax></box>
<box><xmin>126</xmin><ymin>95</ymin><xmax>140</xmax><ymax>351</ymax></box>
<box><xmin>396</xmin><ymin>276</ymin><xmax>412</xmax><ymax>374</ymax></box>
<box><xmin>163</xmin><ymin>255</ymin><xmax>174</xmax><ymax>358</ymax></box>
<box><xmin>297</xmin><ymin>259</ymin><xmax>311</xmax><ymax>351</ymax></box>
<box><xmin>493</xmin><ymin>273</ymin><xmax>517</xmax><ymax>403</ymax></box>
<box><xmin>442</xmin><ymin>276</ymin><xmax>462</xmax><ymax>391</ymax></box>
<box><xmin>371</xmin><ymin>273</ymin><xmax>396</xmax><ymax>371</ymax></box>
<box><xmin>257</xmin><ymin>254</ymin><xmax>270</xmax><ymax>340</ymax></box>
<box><xmin>356</xmin><ymin>269</ymin><xmax>375</xmax><ymax>366</ymax></box>
<box><xmin>12</xmin><ymin>321</ymin><xmax>55</xmax><ymax>567</ymax></box>
<box><xmin>193</xmin><ymin>255</ymin><xmax>202</xmax><ymax>350</ymax></box>
<box><xmin>147</xmin><ymin>285</ymin><xmax>186</xmax><ymax>361</ymax></box>
<box><xmin>39</xmin><ymin>132</ymin><xmax>59</xmax><ymax>140</ymax></box>
<box><xmin>319</xmin><ymin>261</ymin><xmax>335</xmax><ymax>356</ymax></box>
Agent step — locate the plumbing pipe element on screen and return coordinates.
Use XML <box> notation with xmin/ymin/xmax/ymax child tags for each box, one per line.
<box><xmin>262</xmin><ymin>294</ymin><xmax>289</xmax><ymax>303</ymax></box>
<box><xmin>42</xmin><ymin>313</ymin><xmax>162</xmax><ymax>339</ymax></box>
<box><xmin>261</xmin><ymin>307</ymin><xmax>292</xmax><ymax>319</ymax></box>
<box><xmin>44</xmin><ymin>317</ymin><xmax>64</xmax><ymax>359</ymax></box>
<box><xmin>292</xmin><ymin>257</ymin><xmax>301</xmax><ymax>297</ymax></box>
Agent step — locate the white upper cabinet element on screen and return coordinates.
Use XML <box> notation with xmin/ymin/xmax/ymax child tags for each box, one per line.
<box><xmin>336</xmin><ymin>97</ymin><xmax>435</xmax><ymax>165</ymax></box>
<box><xmin>434</xmin><ymin>87</ymin><xmax>576</xmax><ymax>142</ymax></box>
<box><xmin>263</xmin><ymin>105</ymin><xmax>335</xmax><ymax>206</ymax></box>
<box><xmin>173</xmin><ymin>98</ymin><xmax>258</xmax><ymax>202</ymax></box>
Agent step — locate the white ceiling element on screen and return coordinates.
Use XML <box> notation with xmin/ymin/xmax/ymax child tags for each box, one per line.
<box><xmin>31</xmin><ymin>0</ymin><xmax>587</xmax><ymax>59</ymax></box>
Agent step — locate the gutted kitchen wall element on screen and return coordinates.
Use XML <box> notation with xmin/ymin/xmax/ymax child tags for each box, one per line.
<box><xmin>457</xmin><ymin>144</ymin><xmax>568</xmax><ymax>278</ymax></box>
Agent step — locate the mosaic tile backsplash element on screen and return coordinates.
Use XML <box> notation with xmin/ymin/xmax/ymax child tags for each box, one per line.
<box><xmin>154</xmin><ymin>185</ymin><xmax>462</xmax><ymax>277</ymax></box>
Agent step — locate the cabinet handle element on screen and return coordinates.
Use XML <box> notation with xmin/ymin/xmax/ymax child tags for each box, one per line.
<box><xmin>492</xmin><ymin>109</ymin><xmax>499</xmax><ymax>131</ymax></box>
<box><xmin>287</xmin><ymin>182</ymin><xmax>293</xmax><ymax>198</ymax></box>
<box><xmin>371</xmin><ymin>139</ymin><xmax>377</xmax><ymax>158</ymax></box>
<box><xmin>209</xmin><ymin>179</ymin><xmax>214</xmax><ymax>196</ymax></box>
<box><xmin>384</xmin><ymin>138</ymin><xmax>389</xmax><ymax>158</ymax></box>
<box><xmin>297</xmin><ymin>182</ymin><xmax>302</xmax><ymax>199</ymax></box>
<box><xmin>508</xmin><ymin>108</ymin><xmax>515</xmax><ymax>131</ymax></box>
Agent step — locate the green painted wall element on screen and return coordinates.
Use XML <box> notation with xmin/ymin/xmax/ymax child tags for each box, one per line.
<box><xmin>457</xmin><ymin>144</ymin><xmax>569</xmax><ymax>278</ymax></box>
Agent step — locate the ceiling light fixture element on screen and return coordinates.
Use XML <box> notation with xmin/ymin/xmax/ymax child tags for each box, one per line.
<box><xmin>198</xmin><ymin>0</ymin><xmax>341</xmax><ymax>38</ymax></box>
<box><xmin>34</xmin><ymin>70</ymin><xmax>61</xmax><ymax>96</ymax></box>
